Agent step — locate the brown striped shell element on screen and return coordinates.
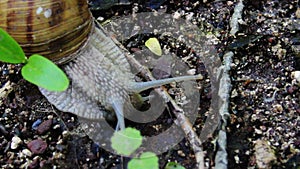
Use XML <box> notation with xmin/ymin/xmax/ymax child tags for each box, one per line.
<box><xmin>0</xmin><ymin>1</ymin><xmax>203</xmax><ymax>131</ymax></box>
<box><xmin>0</xmin><ymin>0</ymin><xmax>93</xmax><ymax>64</ymax></box>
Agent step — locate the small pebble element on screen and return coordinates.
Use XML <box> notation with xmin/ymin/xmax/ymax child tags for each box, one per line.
<box><xmin>296</xmin><ymin>8</ymin><xmax>300</xmax><ymax>19</ymax></box>
<box><xmin>27</xmin><ymin>139</ymin><xmax>47</xmax><ymax>154</ymax></box>
<box><xmin>53</xmin><ymin>124</ymin><xmax>60</xmax><ymax>129</ymax></box>
<box><xmin>187</xmin><ymin>69</ymin><xmax>196</xmax><ymax>75</ymax></box>
<box><xmin>254</xmin><ymin>140</ymin><xmax>276</xmax><ymax>168</ymax></box>
<box><xmin>32</xmin><ymin>119</ymin><xmax>42</xmax><ymax>130</ymax></box>
<box><xmin>37</xmin><ymin>119</ymin><xmax>52</xmax><ymax>135</ymax></box>
<box><xmin>177</xmin><ymin>150</ymin><xmax>186</xmax><ymax>157</ymax></box>
<box><xmin>227</xmin><ymin>1</ymin><xmax>234</xmax><ymax>6</ymax></box>
<box><xmin>62</xmin><ymin>130</ymin><xmax>69</xmax><ymax>137</ymax></box>
<box><xmin>29</xmin><ymin>157</ymin><xmax>40</xmax><ymax>169</ymax></box>
<box><xmin>292</xmin><ymin>71</ymin><xmax>300</xmax><ymax>82</ymax></box>
<box><xmin>11</xmin><ymin>136</ymin><xmax>22</xmax><ymax>149</ymax></box>
<box><xmin>96</xmin><ymin>16</ymin><xmax>104</xmax><ymax>21</ymax></box>
<box><xmin>173</xmin><ymin>11</ymin><xmax>181</xmax><ymax>19</ymax></box>
<box><xmin>234</xmin><ymin>155</ymin><xmax>240</xmax><ymax>163</ymax></box>
<box><xmin>22</xmin><ymin>148</ymin><xmax>32</xmax><ymax>157</ymax></box>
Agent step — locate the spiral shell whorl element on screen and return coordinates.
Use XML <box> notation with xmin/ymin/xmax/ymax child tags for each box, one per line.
<box><xmin>0</xmin><ymin>0</ymin><xmax>92</xmax><ymax>64</ymax></box>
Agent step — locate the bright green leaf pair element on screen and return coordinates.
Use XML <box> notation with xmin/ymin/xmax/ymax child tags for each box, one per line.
<box><xmin>111</xmin><ymin>128</ymin><xmax>159</xmax><ymax>169</ymax></box>
<box><xmin>0</xmin><ymin>28</ymin><xmax>69</xmax><ymax>91</ymax></box>
<box><xmin>111</xmin><ymin>127</ymin><xmax>186</xmax><ymax>169</ymax></box>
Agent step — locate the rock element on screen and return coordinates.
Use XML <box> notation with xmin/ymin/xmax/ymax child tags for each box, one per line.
<box><xmin>254</xmin><ymin>140</ymin><xmax>276</xmax><ymax>169</ymax></box>
<box><xmin>29</xmin><ymin>157</ymin><xmax>40</xmax><ymax>169</ymax></box>
<box><xmin>37</xmin><ymin>119</ymin><xmax>52</xmax><ymax>135</ymax></box>
<box><xmin>292</xmin><ymin>71</ymin><xmax>300</xmax><ymax>83</ymax></box>
<box><xmin>32</xmin><ymin>119</ymin><xmax>42</xmax><ymax>130</ymax></box>
<box><xmin>296</xmin><ymin>8</ymin><xmax>300</xmax><ymax>19</ymax></box>
<box><xmin>22</xmin><ymin>148</ymin><xmax>32</xmax><ymax>157</ymax></box>
<box><xmin>27</xmin><ymin>139</ymin><xmax>47</xmax><ymax>154</ymax></box>
<box><xmin>11</xmin><ymin>136</ymin><xmax>22</xmax><ymax>149</ymax></box>
<box><xmin>0</xmin><ymin>81</ymin><xmax>13</xmax><ymax>102</ymax></box>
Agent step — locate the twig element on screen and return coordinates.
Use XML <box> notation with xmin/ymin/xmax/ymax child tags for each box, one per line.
<box><xmin>120</xmin><ymin>49</ymin><xmax>206</xmax><ymax>167</ymax></box>
<box><xmin>109</xmin><ymin>35</ymin><xmax>205</xmax><ymax>168</ymax></box>
<box><xmin>230</xmin><ymin>0</ymin><xmax>244</xmax><ymax>35</ymax></box>
<box><xmin>214</xmin><ymin>51</ymin><xmax>233</xmax><ymax>169</ymax></box>
<box><xmin>172</xmin><ymin>100</ymin><xmax>205</xmax><ymax>169</ymax></box>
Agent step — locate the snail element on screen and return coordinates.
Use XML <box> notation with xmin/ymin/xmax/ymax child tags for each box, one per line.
<box><xmin>0</xmin><ymin>0</ymin><xmax>202</xmax><ymax>130</ymax></box>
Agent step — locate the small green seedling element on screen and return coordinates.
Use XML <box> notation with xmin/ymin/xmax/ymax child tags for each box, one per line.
<box><xmin>111</xmin><ymin>127</ymin><xmax>159</xmax><ymax>169</ymax></box>
<box><xmin>111</xmin><ymin>127</ymin><xmax>143</xmax><ymax>156</ymax></box>
<box><xmin>165</xmin><ymin>162</ymin><xmax>186</xmax><ymax>169</ymax></box>
<box><xmin>128</xmin><ymin>152</ymin><xmax>159</xmax><ymax>169</ymax></box>
<box><xmin>111</xmin><ymin>127</ymin><xmax>185</xmax><ymax>169</ymax></box>
<box><xmin>0</xmin><ymin>28</ymin><xmax>69</xmax><ymax>91</ymax></box>
<box><xmin>145</xmin><ymin>37</ymin><xmax>162</xmax><ymax>56</ymax></box>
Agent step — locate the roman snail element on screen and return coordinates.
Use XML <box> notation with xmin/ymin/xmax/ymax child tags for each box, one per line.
<box><xmin>0</xmin><ymin>0</ymin><xmax>202</xmax><ymax>130</ymax></box>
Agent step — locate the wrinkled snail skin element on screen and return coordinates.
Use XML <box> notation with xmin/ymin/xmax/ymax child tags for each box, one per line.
<box><xmin>0</xmin><ymin>0</ymin><xmax>203</xmax><ymax>130</ymax></box>
<box><xmin>39</xmin><ymin>25</ymin><xmax>134</xmax><ymax>130</ymax></box>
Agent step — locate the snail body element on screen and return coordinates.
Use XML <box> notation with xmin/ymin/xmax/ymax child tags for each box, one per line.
<box><xmin>0</xmin><ymin>0</ymin><xmax>202</xmax><ymax>130</ymax></box>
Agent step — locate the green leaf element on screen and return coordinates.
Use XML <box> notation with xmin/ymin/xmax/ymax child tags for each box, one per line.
<box><xmin>165</xmin><ymin>162</ymin><xmax>186</xmax><ymax>169</ymax></box>
<box><xmin>128</xmin><ymin>152</ymin><xmax>159</xmax><ymax>169</ymax></box>
<box><xmin>111</xmin><ymin>127</ymin><xmax>143</xmax><ymax>156</ymax></box>
<box><xmin>145</xmin><ymin>37</ymin><xmax>162</xmax><ymax>56</ymax></box>
<box><xmin>21</xmin><ymin>54</ymin><xmax>69</xmax><ymax>91</ymax></box>
<box><xmin>0</xmin><ymin>28</ymin><xmax>26</xmax><ymax>63</ymax></box>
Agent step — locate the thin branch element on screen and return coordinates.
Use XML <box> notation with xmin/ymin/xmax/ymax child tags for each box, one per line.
<box><xmin>110</xmin><ymin>36</ymin><xmax>206</xmax><ymax>168</ymax></box>
<box><xmin>97</xmin><ymin>16</ymin><xmax>209</xmax><ymax>167</ymax></box>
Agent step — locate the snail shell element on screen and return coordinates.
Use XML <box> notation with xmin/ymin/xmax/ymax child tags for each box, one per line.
<box><xmin>1</xmin><ymin>0</ymin><xmax>132</xmax><ymax>129</ymax></box>
<box><xmin>0</xmin><ymin>0</ymin><xmax>202</xmax><ymax>130</ymax></box>
<box><xmin>0</xmin><ymin>0</ymin><xmax>92</xmax><ymax>64</ymax></box>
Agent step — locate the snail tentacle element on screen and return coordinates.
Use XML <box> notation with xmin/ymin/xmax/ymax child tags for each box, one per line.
<box><xmin>128</xmin><ymin>74</ymin><xmax>204</xmax><ymax>93</ymax></box>
<box><xmin>111</xmin><ymin>100</ymin><xmax>126</xmax><ymax>130</ymax></box>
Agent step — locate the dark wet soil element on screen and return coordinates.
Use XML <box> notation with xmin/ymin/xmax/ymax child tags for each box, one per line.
<box><xmin>1</xmin><ymin>0</ymin><xmax>299</xmax><ymax>169</ymax></box>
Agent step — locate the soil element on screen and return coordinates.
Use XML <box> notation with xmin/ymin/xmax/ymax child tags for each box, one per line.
<box><xmin>0</xmin><ymin>0</ymin><xmax>299</xmax><ymax>169</ymax></box>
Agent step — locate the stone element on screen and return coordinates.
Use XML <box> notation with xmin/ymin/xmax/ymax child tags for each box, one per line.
<box><xmin>11</xmin><ymin>136</ymin><xmax>22</xmax><ymax>149</ymax></box>
<box><xmin>37</xmin><ymin>119</ymin><xmax>52</xmax><ymax>135</ymax></box>
<box><xmin>27</xmin><ymin>139</ymin><xmax>47</xmax><ymax>154</ymax></box>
